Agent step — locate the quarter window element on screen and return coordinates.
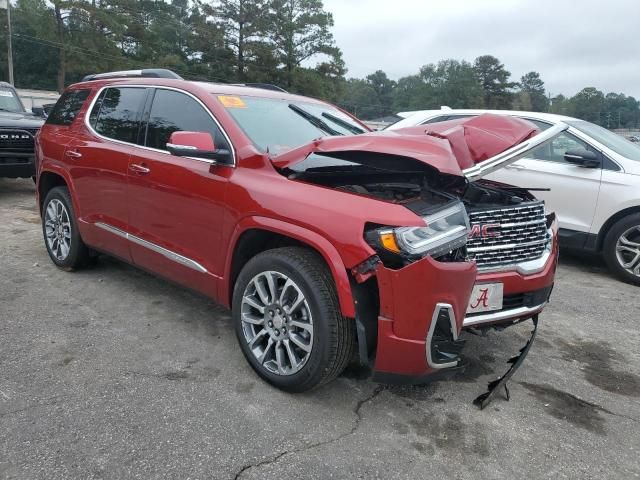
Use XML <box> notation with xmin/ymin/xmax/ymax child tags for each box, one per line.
<box><xmin>145</xmin><ymin>89</ymin><xmax>227</xmax><ymax>151</ymax></box>
<box><xmin>91</xmin><ymin>87</ymin><xmax>147</xmax><ymax>143</ymax></box>
<box><xmin>46</xmin><ymin>89</ymin><xmax>91</xmax><ymax>126</ymax></box>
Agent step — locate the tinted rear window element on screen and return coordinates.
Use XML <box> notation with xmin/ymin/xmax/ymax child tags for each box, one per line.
<box><xmin>91</xmin><ymin>87</ymin><xmax>147</xmax><ymax>143</ymax></box>
<box><xmin>46</xmin><ymin>89</ymin><xmax>91</xmax><ymax>126</ymax></box>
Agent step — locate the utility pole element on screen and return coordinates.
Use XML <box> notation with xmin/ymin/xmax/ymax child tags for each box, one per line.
<box><xmin>6</xmin><ymin>0</ymin><xmax>13</xmax><ymax>85</ymax></box>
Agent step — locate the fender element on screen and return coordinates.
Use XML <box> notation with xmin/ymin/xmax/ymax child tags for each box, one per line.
<box><xmin>37</xmin><ymin>165</ymin><xmax>80</xmax><ymax>216</ymax></box>
<box><xmin>222</xmin><ymin>216</ymin><xmax>356</xmax><ymax>318</ymax></box>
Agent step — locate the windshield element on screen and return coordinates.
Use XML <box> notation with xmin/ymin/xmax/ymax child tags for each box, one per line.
<box><xmin>0</xmin><ymin>87</ymin><xmax>24</xmax><ymax>113</ymax></box>
<box><xmin>566</xmin><ymin>120</ymin><xmax>640</xmax><ymax>161</ymax></box>
<box><xmin>216</xmin><ymin>95</ymin><xmax>367</xmax><ymax>154</ymax></box>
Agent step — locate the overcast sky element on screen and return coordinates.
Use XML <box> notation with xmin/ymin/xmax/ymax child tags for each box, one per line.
<box><xmin>322</xmin><ymin>0</ymin><xmax>640</xmax><ymax>98</ymax></box>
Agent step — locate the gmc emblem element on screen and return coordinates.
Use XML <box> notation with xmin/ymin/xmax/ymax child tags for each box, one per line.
<box><xmin>468</xmin><ymin>223</ymin><xmax>501</xmax><ymax>239</ymax></box>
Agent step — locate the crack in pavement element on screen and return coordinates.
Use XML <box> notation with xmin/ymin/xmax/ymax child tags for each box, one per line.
<box><xmin>233</xmin><ymin>384</ymin><xmax>385</xmax><ymax>480</ymax></box>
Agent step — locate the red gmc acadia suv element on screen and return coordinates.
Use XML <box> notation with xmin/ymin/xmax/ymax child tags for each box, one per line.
<box><xmin>35</xmin><ymin>69</ymin><xmax>562</xmax><ymax>402</ymax></box>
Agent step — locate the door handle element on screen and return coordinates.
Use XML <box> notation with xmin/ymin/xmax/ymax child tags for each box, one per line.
<box><xmin>129</xmin><ymin>163</ymin><xmax>150</xmax><ymax>175</ymax></box>
<box><xmin>65</xmin><ymin>150</ymin><xmax>82</xmax><ymax>159</ymax></box>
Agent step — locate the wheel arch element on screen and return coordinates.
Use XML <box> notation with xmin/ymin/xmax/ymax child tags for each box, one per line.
<box><xmin>37</xmin><ymin>168</ymin><xmax>75</xmax><ymax>214</ymax></box>
<box><xmin>224</xmin><ymin>217</ymin><xmax>356</xmax><ymax>319</ymax></box>
<box><xmin>596</xmin><ymin>206</ymin><xmax>640</xmax><ymax>251</ymax></box>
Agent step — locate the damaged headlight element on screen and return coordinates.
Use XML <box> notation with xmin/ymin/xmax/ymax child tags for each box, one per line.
<box><xmin>367</xmin><ymin>201</ymin><xmax>471</xmax><ymax>259</ymax></box>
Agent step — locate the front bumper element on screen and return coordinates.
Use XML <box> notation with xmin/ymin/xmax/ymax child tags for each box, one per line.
<box><xmin>463</xmin><ymin>221</ymin><xmax>559</xmax><ymax>328</ymax></box>
<box><xmin>0</xmin><ymin>154</ymin><xmax>35</xmax><ymax>178</ymax></box>
<box><xmin>372</xmin><ymin>255</ymin><xmax>477</xmax><ymax>379</ymax></box>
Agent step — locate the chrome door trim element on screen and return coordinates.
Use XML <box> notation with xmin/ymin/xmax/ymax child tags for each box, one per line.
<box><xmin>95</xmin><ymin>222</ymin><xmax>208</xmax><ymax>273</ymax></box>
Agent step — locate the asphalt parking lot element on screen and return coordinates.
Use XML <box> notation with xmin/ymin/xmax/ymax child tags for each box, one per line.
<box><xmin>1</xmin><ymin>178</ymin><xmax>639</xmax><ymax>479</ymax></box>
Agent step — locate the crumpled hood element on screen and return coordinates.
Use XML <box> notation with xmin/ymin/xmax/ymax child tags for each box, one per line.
<box><xmin>271</xmin><ymin>113</ymin><xmax>541</xmax><ymax>177</ymax></box>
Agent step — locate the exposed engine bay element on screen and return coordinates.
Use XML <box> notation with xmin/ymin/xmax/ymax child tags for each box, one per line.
<box><xmin>283</xmin><ymin>152</ymin><xmax>542</xmax><ymax>267</ymax></box>
<box><xmin>285</xmin><ymin>152</ymin><xmax>537</xmax><ymax>214</ymax></box>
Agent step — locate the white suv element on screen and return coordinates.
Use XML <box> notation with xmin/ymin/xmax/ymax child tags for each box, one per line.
<box><xmin>389</xmin><ymin>109</ymin><xmax>640</xmax><ymax>285</ymax></box>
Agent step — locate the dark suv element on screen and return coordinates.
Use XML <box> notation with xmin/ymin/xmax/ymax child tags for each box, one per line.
<box><xmin>36</xmin><ymin>69</ymin><xmax>563</xmax><ymax>402</ymax></box>
<box><xmin>0</xmin><ymin>82</ymin><xmax>45</xmax><ymax>178</ymax></box>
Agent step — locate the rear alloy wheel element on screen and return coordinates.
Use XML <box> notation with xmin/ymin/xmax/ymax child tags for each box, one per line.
<box><xmin>42</xmin><ymin>186</ymin><xmax>91</xmax><ymax>270</ymax></box>
<box><xmin>604</xmin><ymin>213</ymin><xmax>640</xmax><ymax>286</ymax></box>
<box><xmin>232</xmin><ymin>247</ymin><xmax>355</xmax><ymax>392</ymax></box>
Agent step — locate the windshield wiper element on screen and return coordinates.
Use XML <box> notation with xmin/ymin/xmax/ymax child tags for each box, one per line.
<box><xmin>321</xmin><ymin>111</ymin><xmax>366</xmax><ymax>134</ymax></box>
<box><xmin>288</xmin><ymin>104</ymin><xmax>343</xmax><ymax>137</ymax></box>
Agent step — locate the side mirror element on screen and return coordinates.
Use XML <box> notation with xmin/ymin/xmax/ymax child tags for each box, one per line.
<box><xmin>32</xmin><ymin>106</ymin><xmax>47</xmax><ymax>118</ymax></box>
<box><xmin>564</xmin><ymin>148</ymin><xmax>601</xmax><ymax>168</ymax></box>
<box><xmin>166</xmin><ymin>131</ymin><xmax>232</xmax><ymax>164</ymax></box>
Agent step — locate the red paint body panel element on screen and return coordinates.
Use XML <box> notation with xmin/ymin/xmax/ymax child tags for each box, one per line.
<box><xmin>392</xmin><ymin>114</ymin><xmax>539</xmax><ymax>170</ymax></box>
<box><xmin>374</xmin><ymin>256</ymin><xmax>477</xmax><ymax>376</ymax></box>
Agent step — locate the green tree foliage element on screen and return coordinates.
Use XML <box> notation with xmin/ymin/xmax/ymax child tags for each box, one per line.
<box><xmin>518</xmin><ymin>71</ymin><xmax>548</xmax><ymax>112</ymax></box>
<box><xmin>1</xmin><ymin>1</ymin><xmax>639</xmax><ymax>128</ymax></box>
<box><xmin>213</xmin><ymin>0</ymin><xmax>269</xmax><ymax>80</ymax></box>
<box><xmin>473</xmin><ymin>54</ymin><xmax>517</xmax><ymax>109</ymax></box>
<box><xmin>570</xmin><ymin>87</ymin><xmax>605</xmax><ymax>124</ymax></box>
<box><xmin>390</xmin><ymin>59</ymin><xmax>483</xmax><ymax>114</ymax></box>
<box><xmin>268</xmin><ymin>0</ymin><xmax>337</xmax><ymax>87</ymax></box>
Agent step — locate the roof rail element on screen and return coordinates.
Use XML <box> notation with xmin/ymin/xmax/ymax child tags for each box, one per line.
<box><xmin>233</xmin><ymin>83</ymin><xmax>287</xmax><ymax>93</ymax></box>
<box><xmin>82</xmin><ymin>69</ymin><xmax>183</xmax><ymax>82</ymax></box>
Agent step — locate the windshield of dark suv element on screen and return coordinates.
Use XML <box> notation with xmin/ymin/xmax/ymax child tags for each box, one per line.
<box><xmin>566</xmin><ymin>120</ymin><xmax>640</xmax><ymax>161</ymax></box>
<box><xmin>216</xmin><ymin>95</ymin><xmax>367</xmax><ymax>154</ymax></box>
<box><xmin>0</xmin><ymin>87</ymin><xmax>25</xmax><ymax>113</ymax></box>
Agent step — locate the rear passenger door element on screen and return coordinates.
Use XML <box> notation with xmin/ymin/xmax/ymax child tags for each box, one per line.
<box><xmin>126</xmin><ymin>88</ymin><xmax>232</xmax><ymax>297</ymax></box>
<box><xmin>67</xmin><ymin>86</ymin><xmax>149</xmax><ymax>260</ymax></box>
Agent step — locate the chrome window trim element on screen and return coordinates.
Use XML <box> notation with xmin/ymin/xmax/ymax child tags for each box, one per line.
<box><xmin>426</xmin><ymin>303</ymin><xmax>459</xmax><ymax>369</ymax></box>
<box><xmin>84</xmin><ymin>84</ymin><xmax>236</xmax><ymax>167</ymax></box>
<box><xmin>95</xmin><ymin>222</ymin><xmax>208</xmax><ymax>273</ymax></box>
<box><xmin>463</xmin><ymin>302</ymin><xmax>546</xmax><ymax>327</ymax></box>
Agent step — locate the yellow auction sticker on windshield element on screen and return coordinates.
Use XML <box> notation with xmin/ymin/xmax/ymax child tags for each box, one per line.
<box><xmin>218</xmin><ymin>95</ymin><xmax>247</xmax><ymax>108</ymax></box>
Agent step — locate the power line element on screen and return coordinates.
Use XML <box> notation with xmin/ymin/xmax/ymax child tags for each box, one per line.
<box><xmin>11</xmin><ymin>33</ymin><xmax>230</xmax><ymax>84</ymax></box>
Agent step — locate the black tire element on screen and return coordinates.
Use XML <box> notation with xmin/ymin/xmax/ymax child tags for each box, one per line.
<box><xmin>232</xmin><ymin>247</ymin><xmax>355</xmax><ymax>392</ymax></box>
<box><xmin>603</xmin><ymin>213</ymin><xmax>640</xmax><ymax>286</ymax></box>
<box><xmin>41</xmin><ymin>186</ymin><xmax>91</xmax><ymax>270</ymax></box>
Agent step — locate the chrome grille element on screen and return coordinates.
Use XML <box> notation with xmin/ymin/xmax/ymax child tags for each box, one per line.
<box><xmin>467</xmin><ymin>201</ymin><xmax>548</xmax><ymax>269</ymax></box>
<box><xmin>0</xmin><ymin>129</ymin><xmax>37</xmax><ymax>152</ymax></box>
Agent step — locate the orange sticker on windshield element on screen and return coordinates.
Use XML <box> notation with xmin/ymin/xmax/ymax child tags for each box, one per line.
<box><xmin>218</xmin><ymin>95</ymin><xmax>247</xmax><ymax>108</ymax></box>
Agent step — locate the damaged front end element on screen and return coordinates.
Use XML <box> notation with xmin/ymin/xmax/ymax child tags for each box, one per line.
<box><xmin>271</xmin><ymin>114</ymin><xmax>569</xmax><ymax>406</ymax></box>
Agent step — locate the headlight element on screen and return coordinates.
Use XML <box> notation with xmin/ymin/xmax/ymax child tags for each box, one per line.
<box><xmin>367</xmin><ymin>201</ymin><xmax>470</xmax><ymax>259</ymax></box>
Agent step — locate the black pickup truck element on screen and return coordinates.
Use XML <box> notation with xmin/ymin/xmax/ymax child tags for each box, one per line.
<box><xmin>0</xmin><ymin>82</ymin><xmax>45</xmax><ymax>178</ymax></box>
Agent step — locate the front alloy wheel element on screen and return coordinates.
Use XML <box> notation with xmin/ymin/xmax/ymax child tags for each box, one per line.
<box><xmin>615</xmin><ymin>226</ymin><xmax>640</xmax><ymax>278</ymax></box>
<box><xmin>232</xmin><ymin>247</ymin><xmax>355</xmax><ymax>392</ymax></box>
<box><xmin>240</xmin><ymin>271</ymin><xmax>314</xmax><ymax>375</ymax></box>
<box><xmin>604</xmin><ymin>213</ymin><xmax>640</xmax><ymax>286</ymax></box>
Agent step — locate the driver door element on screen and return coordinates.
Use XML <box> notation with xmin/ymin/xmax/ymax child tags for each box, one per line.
<box><xmin>126</xmin><ymin>88</ymin><xmax>232</xmax><ymax>298</ymax></box>
<box><xmin>486</xmin><ymin>130</ymin><xmax>602</xmax><ymax>233</ymax></box>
